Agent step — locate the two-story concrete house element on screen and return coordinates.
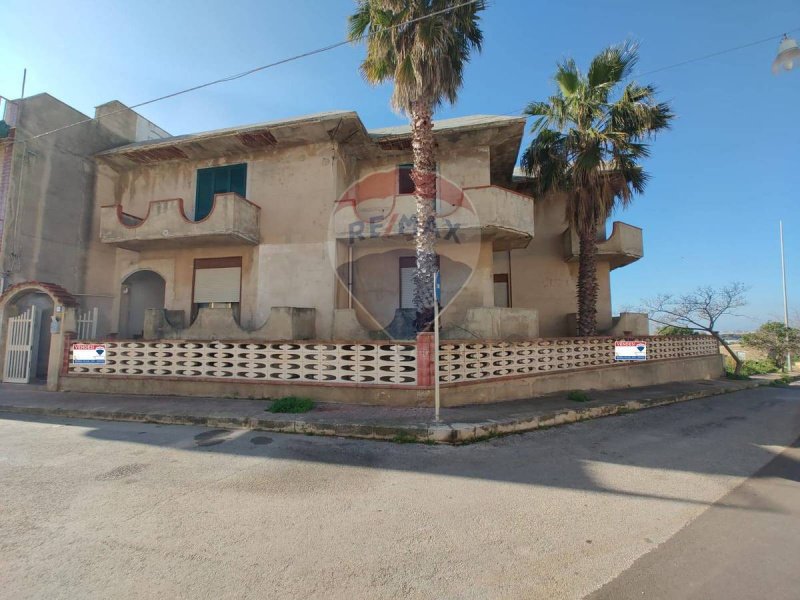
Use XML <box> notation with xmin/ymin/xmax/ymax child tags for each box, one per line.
<box><xmin>2</xmin><ymin>104</ymin><xmax>722</xmax><ymax>405</ymax></box>
<box><xmin>85</xmin><ymin>111</ymin><xmax>646</xmax><ymax>341</ymax></box>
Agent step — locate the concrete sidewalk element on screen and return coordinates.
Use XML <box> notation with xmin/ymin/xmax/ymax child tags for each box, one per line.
<box><xmin>0</xmin><ymin>376</ymin><xmax>786</xmax><ymax>443</ymax></box>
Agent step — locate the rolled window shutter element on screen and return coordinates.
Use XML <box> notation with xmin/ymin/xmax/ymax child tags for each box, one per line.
<box><xmin>193</xmin><ymin>267</ymin><xmax>241</xmax><ymax>303</ymax></box>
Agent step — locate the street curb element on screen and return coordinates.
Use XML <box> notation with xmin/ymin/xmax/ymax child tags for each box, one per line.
<box><xmin>0</xmin><ymin>377</ymin><xmax>783</xmax><ymax>444</ymax></box>
<box><xmin>436</xmin><ymin>380</ymin><xmax>770</xmax><ymax>444</ymax></box>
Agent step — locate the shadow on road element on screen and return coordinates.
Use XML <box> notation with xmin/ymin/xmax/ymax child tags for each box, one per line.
<box><xmin>1</xmin><ymin>386</ymin><xmax>798</xmax><ymax>513</ymax></box>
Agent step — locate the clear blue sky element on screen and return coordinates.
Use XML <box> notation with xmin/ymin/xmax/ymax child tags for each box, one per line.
<box><xmin>2</xmin><ymin>0</ymin><xmax>798</xmax><ymax>331</ymax></box>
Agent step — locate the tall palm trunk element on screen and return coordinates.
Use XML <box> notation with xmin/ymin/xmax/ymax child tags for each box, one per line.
<box><xmin>576</xmin><ymin>225</ymin><xmax>599</xmax><ymax>336</ymax></box>
<box><xmin>410</xmin><ymin>99</ymin><xmax>437</xmax><ymax>332</ymax></box>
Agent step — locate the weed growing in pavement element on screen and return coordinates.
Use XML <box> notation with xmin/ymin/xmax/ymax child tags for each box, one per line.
<box><xmin>392</xmin><ymin>432</ymin><xmax>420</xmax><ymax>444</ymax></box>
<box><xmin>568</xmin><ymin>390</ymin><xmax>591</xmax><ymax>403</ymax></box>
<box><xmin>268</xmin><ymin>397</ymin><xmax>315</xmax><ymax>413</ymax></box>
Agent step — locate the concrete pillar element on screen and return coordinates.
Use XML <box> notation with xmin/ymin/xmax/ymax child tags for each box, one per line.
<box><xmin>47</xmin><ymin>306</ymin><xmax>76</xmax><ymax>391</ymax></box>
<box><xmin>416</xmin><ymin>332</ymin><xmax>434</xmax><ymax>388</ymax></box>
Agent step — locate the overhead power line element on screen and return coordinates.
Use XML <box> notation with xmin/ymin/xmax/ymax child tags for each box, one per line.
<box><xmin>503</xmin><ymin>25</ymin><xmax>800</xmax><ymax>118</ymax></box>
<box><xmin>10</xmin><ymin>0</ymin><xmax>483</xmax><ymax>143</ymax></box>
<box><xmin>5</xmin><ymin>9</ymin><xmax>798</xmax><ymax>141</ymax></box>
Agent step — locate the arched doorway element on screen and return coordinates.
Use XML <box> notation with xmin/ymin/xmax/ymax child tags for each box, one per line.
<box><xmin>119</xmin><ymin>270</ymin><xmax>166</xmax><ymax>338</ymax></box>
<box><xmin>0</xmin><ymin>282</ymin><xmax>79</xmax><ymax>384</ymax></box>
<box><xmin>11</xmin><ymin>292</ymin><xmax>54</xmax><ymax>381</ymax></box>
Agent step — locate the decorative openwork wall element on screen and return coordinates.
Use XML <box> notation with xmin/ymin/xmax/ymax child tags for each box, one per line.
<box><xmin>66</xmin><ymin>335</ymin><xmax>718</xmax><ymax>389</ymax></box>
<box><xmin>68</xmin><ymin>340</ymin><xmax>418</xmax><ymax>386</ymax></box>
<box><xmin>438</xmin><ymin>336</ymin><xmax>719</xmax><ymax>384</ymax></box>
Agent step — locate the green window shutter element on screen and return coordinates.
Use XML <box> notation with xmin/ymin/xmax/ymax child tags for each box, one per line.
<box><xmin>195</xmin><ymin>163</ymin><xmax>247</xmax><ymax>221</ymax></box>
<box><xmin>195</xmin><ymin>168</ymin><xmax>215</xmax><ymax>220</ymax></box>
<box><xmin>229</xmin><ymin>163</ymin><xmax>247</xmax><ymax>197</ymax></box>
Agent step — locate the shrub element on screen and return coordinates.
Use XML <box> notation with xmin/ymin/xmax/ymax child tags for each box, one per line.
<box><xmin>741</xmin><ymin>322</ymin><xmax>800</xmax><ymax>371</ymax></box>
<box><xmin>657</xmin><ymin>325</ymin><xmax>697</xmax><ymax>336</ymax></box>
<box><xmin>268</xmin><ymin>397</ymin><xmax>315</xmax><ymax>413</ymax></box>
<box><xmin>740</xmin><ymin>359</ymin><xmax>778</xmax><ymax>376</ymax></box>
<box><xmin>568</xmin><ymin>390</ymin><xmax>590</xmax><ymax>402</ymax></box>
<box><xmin>723</xmin><ymin>358</ymin><xmax>778</xmax><ymax>376</ymax></box>
<box><xmin>725</xmin><ymin>368</ymin><xmax>750</xmax><ymax>380</ymax></box>
<box><xmin>392</xmin><ymin>432</ymin><xmax>419</xmax><ymax>444</ymax></box>
<box><xmin>770</xmin><ymin>375</ymin><xmax>792</xmax><ymax>387</ymax></box>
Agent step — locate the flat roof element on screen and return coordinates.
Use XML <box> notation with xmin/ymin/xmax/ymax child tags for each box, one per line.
<box><xmin>369</xmin><ymin>114</ymin><xmax>526</xmax><ymax>138</ymax></box>
<box><xmin>95</xmin><ymin>111</ymin><xmax>527</xmax><ymax>184</ymax></box>
<box><xmin>97</xmin><ymin>110</ymin><xmax>357</xmax><ymax>157</ymax></box>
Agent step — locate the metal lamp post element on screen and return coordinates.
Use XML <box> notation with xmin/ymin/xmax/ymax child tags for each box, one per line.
<box><xmin>780</xmin><ymin>222</ymin><xmax>792</xmax><ymax>372</ymax></box>
<box><xmin>772</xmin><ymin>35</ymin><xmax>795</xmax><ymax>370</ymax></box>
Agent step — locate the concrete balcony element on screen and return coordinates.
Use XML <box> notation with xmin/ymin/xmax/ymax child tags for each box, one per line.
<box><xmin>100</xmin><ymin>193</ymin><xmax>260</xmax><ymax>251</ymax></box>
<box><xmin>332</xmin><ymin>185</ymin><xmax>534</xmax><ymax>249</ymax></box>
<box><xmin>564</xmin><ymin>221</ymin><xmax>643</xmax><ymax>269</ymax></box>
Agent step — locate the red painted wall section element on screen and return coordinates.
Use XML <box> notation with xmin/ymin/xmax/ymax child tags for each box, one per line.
<box><xmin>416</xmin><ymin>332</ymin><xmax>435</xmax><ymax>387</ymax></box>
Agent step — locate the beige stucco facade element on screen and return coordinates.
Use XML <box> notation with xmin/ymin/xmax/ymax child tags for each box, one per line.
<box><xmin>78</xmin><ymin>111</ymin><xmax>645</xmax><ymax>340</ymax></box>
<box><xmin>0</xmin><ymin>94</ymin><xmax>732</xmax><ymax>408</ymax></box>
<box><xmin>0</xmin><ymin>99</ymin><xmax>645</xmax><ymax>344</ymax></box>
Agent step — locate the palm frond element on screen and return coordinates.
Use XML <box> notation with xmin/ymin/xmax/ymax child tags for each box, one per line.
<box><xmin>349</xmin><ymin>0</ymin><xmax>486</xmax><ymax>114</ymax></box>
<box><xmin>520</xmin><ymin>41</ymin><xmax>673</xmax><ymax>233</ymax></box>
<box><xmin>554</xmin><ymin>58</ymin><xmax>580</xmax><ymax>96</ymax></box>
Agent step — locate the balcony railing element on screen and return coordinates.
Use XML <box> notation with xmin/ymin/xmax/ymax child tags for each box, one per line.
<box><xmin>100</xmin><ymin>193</ymin><xmax>260</xmax><ymax>250</ymax></box>
<box><xmin>332</xmin><ymin>185</ymin><xmax>534</xmax><ymax>248</ymax></box>
<box><xmin>564</xmin><ymin>221</ymin><xmax>643</xmax><ymax>269</ymax></box>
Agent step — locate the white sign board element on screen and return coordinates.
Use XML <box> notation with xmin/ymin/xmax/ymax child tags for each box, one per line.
<box><xmin>614</xmin><ymin>340</ymin><xmax>647</xmax><ymax>361</ymax></box>
<box><xmin>72</xmin><ymin>343</ymin><xmax>107</xmax><ymax>365</ymax></box>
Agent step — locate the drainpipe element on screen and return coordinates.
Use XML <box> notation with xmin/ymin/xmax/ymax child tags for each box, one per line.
<box><xmin>348</xmin><ymin>243</ymin><xmax>353</xmax><ymax>309</ymax></box>
<box><xmin>507</xmin><ymin>248</ymin><xmax>513</xmax><ymax>308</ymax></box>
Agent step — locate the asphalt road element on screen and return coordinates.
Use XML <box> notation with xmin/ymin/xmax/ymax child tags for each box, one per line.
<box><xmin>0</xmin><ymin>385</ymin><xmax>798</xmax><ymax>599</ymax></box>
<box><xmin>587</xmin><ymin>434</ymin><xmax>800</xmax><ymax>600</ymax></box>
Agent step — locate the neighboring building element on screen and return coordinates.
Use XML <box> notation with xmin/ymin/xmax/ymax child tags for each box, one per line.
<box><xmin>0</xmin><ymin>94</ymin><xmax>168</xmax><ymax>294</ymax></box>
<box><xmin>0</xmin><ymin>93</ymin><xmax>167</xmax><ymax>377</ymax></box>
<box><xmin>82</xmin><ymin>111</ymin><xmax>645</xmax><ymax>340</ymax></box>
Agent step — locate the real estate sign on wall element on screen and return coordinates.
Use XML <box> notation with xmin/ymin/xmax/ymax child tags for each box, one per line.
<box><xmin>72</xmin><ymin>343</ymin><xmax>107</xmax><ymax>365</ymax></box>
<box><xmin>614</xmin><ymin>340</ymin><xmax>647</xmax><ymax>361</ymax></box>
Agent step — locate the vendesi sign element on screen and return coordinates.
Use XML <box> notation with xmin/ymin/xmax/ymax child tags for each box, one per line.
<box><xmin>72</xmin><ymin>343</ymin><xmax>107</xmax><ymax>365</ymax></box>
<box><xmin>614</xmin><ymin>340</ymin><xmax>647</xmax><ymax>361</ymax></box>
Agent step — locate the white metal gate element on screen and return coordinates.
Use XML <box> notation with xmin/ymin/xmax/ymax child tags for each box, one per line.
<box><xmin>76</xmin><ymin>307</ymin><xmax>98</xmax><ymax>340</ymax></box>
<box><xmin>3</xmin><ymin>305</ymin><xmax>41</xmax><ymax>384</ymax></box>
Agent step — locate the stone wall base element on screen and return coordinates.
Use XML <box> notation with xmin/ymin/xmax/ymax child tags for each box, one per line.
<box><xmin>60</xmin><ymin>355</ymin><xmax>724</xmax><ymax>408</ymax></box>
<box><xmin>59</xmin><ymin>376</ymin><xmax>431</xmax><ymax>406</ymax></box>
<box><xmin>440</xmin><ymin>354</ymin><xmax>725</xmax><ymax>407</ymax></box>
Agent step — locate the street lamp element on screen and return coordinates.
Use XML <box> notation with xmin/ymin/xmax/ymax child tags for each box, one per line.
<box><xmin>772</xmin><ymin>35</ymin><xmax>800</xmax><ymax>74</ymax></box>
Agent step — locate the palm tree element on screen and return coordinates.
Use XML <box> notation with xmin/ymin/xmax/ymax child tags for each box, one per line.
<box><xmin>348</xmin><ymin>0</ymin><xmax>485</xmax><ymax>332</ymax></box>
<box><xmin>521</xmin><ymin>44</ymin><xmax>673</xmax><ymax>336</ymax></box>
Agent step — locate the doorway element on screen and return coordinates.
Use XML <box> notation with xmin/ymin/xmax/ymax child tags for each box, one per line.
<box><xmin>3</xmin><ymin>292</ymin><xmax>53</xmax><ymax>382</ymax></box>
<box><xmin>119</xmin><ymin>270</ymin><xmax>166</xmax><ymax>338</ymax></box>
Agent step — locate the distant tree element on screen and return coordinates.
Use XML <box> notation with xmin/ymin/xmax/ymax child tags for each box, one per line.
<box><xmin>521</xmin><ymin>43</ymin><xmax>673</xmax><ymax>335</ymax></box>
<box><xmin>640</xmin><ymin>282</ymin><xmax>748</xmax><ymax>375</ymax></box>
<box><xmin>741</xmin><ymin>321</ymin><xmax>800</xmax><ymax>371</ymax></box>
<box><xmin>348</xmin><ymin>0</ymin><xmax>486</xmax><ymax>332</ymax></box>
<box><xmin>657</xmin><ymin>325</ymin><xmax>697</xmax><ymax>336</ymax></box>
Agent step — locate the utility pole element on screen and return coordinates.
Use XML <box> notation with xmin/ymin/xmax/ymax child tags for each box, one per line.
<box><xmin>780</xmin><ymin>221</ymin><xmax>791</xmax><ymax>372</ymax></box>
